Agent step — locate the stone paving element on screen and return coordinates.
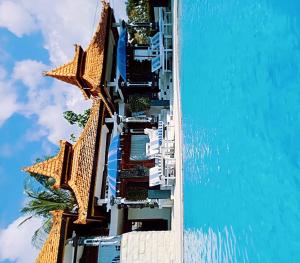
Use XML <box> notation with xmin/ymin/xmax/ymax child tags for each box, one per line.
<box><xmin>120</xmin><ymin>231</ymin><xmax>176</xmax><ymax>263</ymax></box>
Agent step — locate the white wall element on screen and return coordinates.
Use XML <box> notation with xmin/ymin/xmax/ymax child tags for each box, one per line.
<box><xmin>94</xmin><ymin>125</ymin><xmax>109</xmax><ymax>199</ymax></box>
<box><xmin>63</xmin><ymin>244</ymin><xmax>73</xmax><ymax>263</ymax></box>
<box><xmin>109</xmin><ymin>207</ymin><xmax>124</xmax><ymax>236</ymax></box>
<box><xmin>63</xmin><ymin>244</ymin><xmax>84</xmax><ymax>263</ymax></box>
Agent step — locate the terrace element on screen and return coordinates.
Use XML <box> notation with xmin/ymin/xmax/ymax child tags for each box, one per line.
<box><xmin>92</xmin><ymin>1</ymin><xmax>177</xmax><ymax>262</ymax></box>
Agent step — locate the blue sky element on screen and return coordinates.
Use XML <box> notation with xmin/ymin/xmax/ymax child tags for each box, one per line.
<box><xmin>0</xmin><ymin>1</ymin><xmax>126</xmax><ymax>262</ymax></box>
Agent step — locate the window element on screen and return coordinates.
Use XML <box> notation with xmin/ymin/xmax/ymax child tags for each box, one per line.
<box><xmin>130</xmin><ymin>134</ymin><xmax>149</xmax><ymax>160</ymax></box>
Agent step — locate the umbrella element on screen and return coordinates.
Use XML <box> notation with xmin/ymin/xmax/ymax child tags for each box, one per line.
<box><xmin>107</xmin><ymin>135</ymin><xmax>121</xmax><ymax>197</ymax></box>
<box><xmin>117</xmin><ymin>24</ymin><xmax>127</xmax><ymax>82</ymax></box>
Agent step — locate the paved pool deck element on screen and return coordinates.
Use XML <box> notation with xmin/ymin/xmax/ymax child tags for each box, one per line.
<box><xmin>172</xmin><ymin>0</ymin><xmax>184</xmax><ymax>262</ymax></box>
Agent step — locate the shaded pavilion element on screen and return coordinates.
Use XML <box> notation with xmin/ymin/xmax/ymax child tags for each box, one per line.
<box><xmin>22</xmin><ymin>3</ymin><xmax>119</xmax><ymax>262</ymax></box>
<box><xmin>24</xmin><ymin>99</ymin><xmax>110</xmax><ymax>225</ymax></box>
<box><xmin>44</xmin><ymin>2</ymin><xmax>118</xmax><ymax>116</ymax></box>
<box><xmin>34</xmin><ymin>210</ymin><xmax>106</xmax><ymax>263</ymax></box>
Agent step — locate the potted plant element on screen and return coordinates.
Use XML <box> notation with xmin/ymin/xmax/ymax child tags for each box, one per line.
<box><xmin>128</xmin><ymin>95</ymin><xmax>150</xmax><ymax>116</ymax></box>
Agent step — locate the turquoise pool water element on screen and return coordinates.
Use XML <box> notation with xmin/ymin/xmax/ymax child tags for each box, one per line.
<box><xmin>181</xmin><ymin>0</ymin><xmax>300</xmax><ymax>262</ymax></box>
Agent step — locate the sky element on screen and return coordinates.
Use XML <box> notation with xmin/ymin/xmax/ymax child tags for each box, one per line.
<box><xmin>0</xmin><ymin>0</ymin><xmax>126</xmax><ymax>262</ymax></box>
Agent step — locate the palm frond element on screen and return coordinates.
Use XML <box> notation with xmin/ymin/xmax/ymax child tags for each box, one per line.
<box><xmin>18</xmin><ymin>216</ymin><xmax>33</xmax><ymax>227</ymax></box>
<box><xmin>31</xmin><ymin>217</ymin><xmax>53</xmax><ymax>249</ymax></box>
<box><xmin>21</xmin><ymin>168</ymin><xmax>77</xmax><ymax>246</ymax></box>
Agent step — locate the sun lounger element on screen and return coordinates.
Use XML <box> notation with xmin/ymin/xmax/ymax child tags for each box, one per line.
<box><xmin>144</xmin><ymin>127</ymin><xmax>163</xmax><ymax>157</ymax></box>
<box><xmin>149</xmin><ymin>166</ymin><xmax>161</xmax><ymax>186</ymax></box>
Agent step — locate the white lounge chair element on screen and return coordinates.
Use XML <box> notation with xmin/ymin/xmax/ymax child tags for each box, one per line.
<box><xmin>144</xmin><ymin>128</ymin><xmax>162</xmax><ymax>157</ymax></box>
<box><xmin>149</xmin><ymin>166</ymin><xmax>161</xmax><ymax>186</ymax></box>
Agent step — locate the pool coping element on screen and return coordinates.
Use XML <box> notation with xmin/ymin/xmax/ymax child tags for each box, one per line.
<box><xmin>172</xmin><ymin>0</ymin><xmax>184</xmax><ymax>262</ymax></box>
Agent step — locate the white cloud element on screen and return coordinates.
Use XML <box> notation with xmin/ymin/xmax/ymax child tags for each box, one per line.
<box><xmin>0</xmin><ymin>216</ymin><xmax>42</xmax><ymax>263</ymax></box>
<box><xmin>0</xmin><ymin>76</ymin><xmax>19</xmax><ymax>126</ymax></box>
<box><xmin>0</xmin><ymin>1</ymin><xmax>37</xmax><ymax>37</ymax></box>
<box><xmin>0</xmin><ymin>0</ymin><xmax>127</xmax><ymax>64</ymax></box>
<box><xmin>0</xmin><ymin>59</ymin><xmax>91</xmax><ymax>144</ymax></box>
<box><xmin>19</xmin><ymin>0</ymin><xmax>104</xmax><ymax>65</ymax></box>
<box><xmin>11</xmin><ymin>59</ymin><xmax>91</xmax><ymax>144</ymax></box>
<box><xmin>110</xmin><ymin>0</ymin><xmax>128</xmax><ymax>21</ymax></box>
<box><xmin>36</xmin><ymin>103</ymin><xmax>82</xmax><ymax>144</ymax></box>
<box><xmin>0</xmin><ymin>65</ymin><xmax>7</xmax><ymax>80</ymax></box>
<box><xmin>25</xmin><ymin>0</ymin><xmax>127</xmax><ymax>65</ymax></box>
<box><xmin>0</xmin><ymin>92</ymin><xmax>18</xmax><ymax>125</ymax></box>
<box><xmin>13</xmin><ymin>60</ymin><xmax>47</xmax><ymax>88</ymax></box>
<box><xmin>24</xmin><ymin>128</ymin><xmax>48</xmax><ymax>142</ymax></box>
<box><xmin>0</xmin><ymin>0</ymin><xmax>102</xmax><ymax>63</ymax></box>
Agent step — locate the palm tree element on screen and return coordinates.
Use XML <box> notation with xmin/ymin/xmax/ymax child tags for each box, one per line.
<box><xmin>20</xmin><ymin>172</ymin><xmax>76</xmax><ymax>248</ymax></box>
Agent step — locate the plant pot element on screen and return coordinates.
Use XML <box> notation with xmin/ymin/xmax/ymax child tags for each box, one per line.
<box><xmin>128</xmin><ymin>96</ymin><xmax>151</xmax><ymax>113</ymax></box>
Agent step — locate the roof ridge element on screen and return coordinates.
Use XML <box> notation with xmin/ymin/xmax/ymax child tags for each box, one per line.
<box><xmin>35</xmin><ymin>210</ymin><xmax>65</xmax><ymax>263</ymax></box>
<box><xmin>23</xmin><ymin>141</ymin><xmax>71</xmax><ymax>189</ymax></box>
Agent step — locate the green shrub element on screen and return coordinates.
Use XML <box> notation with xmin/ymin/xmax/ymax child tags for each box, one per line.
<box><xmin>128</xmin><ymin>96</ymin><xmax>150</xmax><ymax>113</ymax></box>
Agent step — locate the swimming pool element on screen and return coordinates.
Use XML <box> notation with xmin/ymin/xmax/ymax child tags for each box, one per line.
<box><xmin>181</xmin><ymin>0</ymin><xmax>300</xmax><ymax>262</ymax></box>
